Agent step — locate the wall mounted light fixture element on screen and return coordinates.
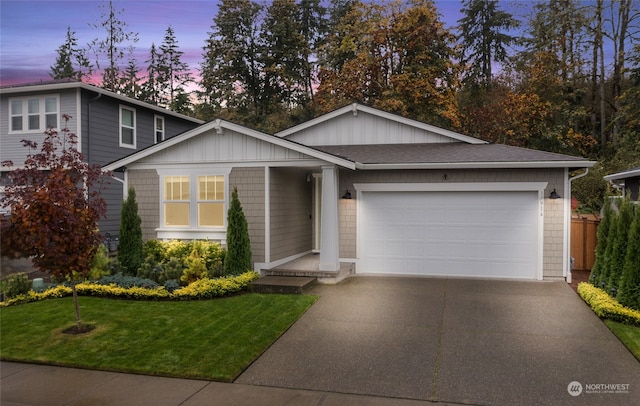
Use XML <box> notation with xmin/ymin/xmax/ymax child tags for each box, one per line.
<box><xmin>341</xmin><ymin>190</ymin><xmax>352</xmax><ymax>199</ymax></box>
<box><xmin>549</xmin><ymin>189</ymin><xmax>561</xmax><ymax>199</ymax></box>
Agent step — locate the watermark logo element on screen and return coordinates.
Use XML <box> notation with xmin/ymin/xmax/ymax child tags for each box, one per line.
<box><xmin>568</xmin><ymin>381</ymin><xmax>630</xmax><ymax>396</ymax></box>
<box><xmin>567</xmin><ymin>381</ymin><xmax>583</xmax><ymax>397</ymax></box>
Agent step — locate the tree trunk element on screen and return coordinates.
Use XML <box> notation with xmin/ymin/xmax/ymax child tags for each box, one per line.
<box><xmin>72</xmin><ymin>283</ymin><xmax>83</xmax><ymax>331</ymax></box>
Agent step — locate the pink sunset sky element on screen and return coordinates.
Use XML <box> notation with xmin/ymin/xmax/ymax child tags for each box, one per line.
<box><xmin>0</xmin><ymin>1</ymin><xmax>531</xmax><ymax>88</ymax></box>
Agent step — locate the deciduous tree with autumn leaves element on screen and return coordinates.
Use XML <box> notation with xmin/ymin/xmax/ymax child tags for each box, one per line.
<box><xmin>0</xmin><ymin>115</ymin><xmax>108</xmax><ymax>332</ymax></box>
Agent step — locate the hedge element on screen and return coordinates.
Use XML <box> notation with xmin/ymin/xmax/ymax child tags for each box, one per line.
<box><xmin>577</xmin><ymin>282</ymin><xmax>640</xmax><ymax>326</ymax></box>
<box><xmin>0</xmin><ymin>271</ymin><xmax>260</xmax><ymax>307</ymax></box>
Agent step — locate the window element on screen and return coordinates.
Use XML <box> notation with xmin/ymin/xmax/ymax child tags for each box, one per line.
<box><xmin>198</xmin><ymin>175</ymin><xmax>225</xmax><ymax>227</ymax></box>
<box><xmin>9</xmin><ymin>95</ymin><xmax>59</xmax><ymax>133</ymax></box>
<box><xmin>154</xmin><ymin>115</ymin><xmax>165</xmax><ymax>143</ymax></box>
<box><xmin>164</xmin><ymin>176</ymin><xmax>190</xmax><ymax>226</ymax></box>
<box><xmin>119</xmin><ymin>105</ymin><xmax>136</xmax><ymax>148</ymax></box>
<box><xmin>162</xmin><ymin>174</ymin><xmax>226</xmax><ymax>228</ymax></box>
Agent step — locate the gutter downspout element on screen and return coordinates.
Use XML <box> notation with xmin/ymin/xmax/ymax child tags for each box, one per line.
<box><xmin>566</xmin><ymin>168</ymin><xmax>590</xmax><ymax>283</ymax></box>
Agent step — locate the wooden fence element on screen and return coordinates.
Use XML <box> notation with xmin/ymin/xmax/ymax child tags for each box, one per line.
<box><xmin>571</xmin><ymin>215</ymin><xmax>600</xmax><ymax>272</ymax></box>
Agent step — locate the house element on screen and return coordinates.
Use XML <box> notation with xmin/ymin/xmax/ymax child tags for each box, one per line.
<box><xmin>604</xmin><ymin>167</ymin><xmax>640</xmax><ymax>201</ymax></box>
<box><xmin>0</xmin><ymin>81</ymin><xmax>203</xmax><ymax>236</ymax></box>
<box><xmin>103</xmin><ymin>103</ymin><xmax>595</xmax><ymax>282</ymax></box>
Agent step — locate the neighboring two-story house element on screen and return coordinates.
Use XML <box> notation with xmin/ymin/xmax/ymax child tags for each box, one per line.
<box><xmin>0</xmin><ymin>80</ymin><xmax>203</xmax><ymax>237</ymax></box>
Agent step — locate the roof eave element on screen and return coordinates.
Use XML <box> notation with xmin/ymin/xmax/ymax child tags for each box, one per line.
<box><xmin>0</xmin><ymin>82</ymin><xmax>204</xmax><ymax>124</ymax></box>
<box><xmin>355</xmin><ymin>161</ymin><xmax>596</xmax><ymax>170</ymax></box>
<box><xmin>604</xmin><ymin>168</ymin><xmax>640</xmax><ymax>181</ymax></box>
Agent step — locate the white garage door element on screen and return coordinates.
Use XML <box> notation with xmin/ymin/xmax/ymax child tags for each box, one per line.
<box><xmin>359</xmin><ymin>191</ymin><xmax>539</xmax><ymax>279</ymax></box>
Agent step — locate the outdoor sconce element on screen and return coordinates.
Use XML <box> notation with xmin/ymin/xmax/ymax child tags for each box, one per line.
<box><xmin>341</xmin><ymin>190</ymin><xmax>352</xmax><ymax>199</ymax></box>
<box><xmin>306</xmin><ymin>172</ymin><xmax>312</xmax><ymax>183</ymax></box>
<box><xmin>549</xmin><ymin>189</ymin><xmax>561</xmax><ymax>199</ymax></box>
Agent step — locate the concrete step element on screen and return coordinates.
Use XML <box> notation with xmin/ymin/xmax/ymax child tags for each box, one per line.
<box><xmin>249</xmin><ymin>276</ymin><xmax>317</xmax><ymax>294</ymax></box>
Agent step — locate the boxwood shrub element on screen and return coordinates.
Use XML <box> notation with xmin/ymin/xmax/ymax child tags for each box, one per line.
<box><xmin>578</xmin><ymin>282</ymin><xmax>640</xmax><ymax>326</ymax></box>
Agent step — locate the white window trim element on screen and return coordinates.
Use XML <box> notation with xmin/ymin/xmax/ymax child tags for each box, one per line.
<box><xmin>8</xmin><ymin>94</ymin><xmax>60</xmax><ymax>134</ymax></box>
<box><xmin>119</xmin><ymin>105</ymin><xmax>137</xmax><ymax>148</ymax></box>
<box><xmin>156</xmin><ymin>168</ymin><xmax>231</xmax><ymax>236</ymax></box>
<box><xmin>154</xmin><ymin>114</ymin><xmax>165</xmax><ymax>144</ymax></box>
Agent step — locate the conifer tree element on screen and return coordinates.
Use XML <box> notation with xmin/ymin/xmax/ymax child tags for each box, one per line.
<box><xmin>617</xmin><ymin>205</ymin><xmax>640</xmax><ymax>310</ymax></box>
<box><xmin>605</xmin><ymin>197</ymin><xmax>633</xmax><ymax>294</ymax></box>
<box><xmin>118</xmin><ymin>187</ymin><xmax>143</xmax><ymax>275</ymax></box>
<box><xmin>589</xmin><ymin>197</ymin><xmax>613</xmax><ymax>285</ymax></box>
<box><xmin>158</xmin><ymin>25</ymin><xmax>193</xmax><ymax>109</ymax></box>
<box><xmin>595</xmin><ymin>200</ymin><xmax>619</xmax><ymax>289</ymax></box>
<box><xmin>224</xmin><ymin>187</ymin><xmax>252</xmax><ymax>276</ymax></box>
<box><xmin>50</xmin><ymin>26</ymin><xmax>92</xmax><ymax>81</ymax></box>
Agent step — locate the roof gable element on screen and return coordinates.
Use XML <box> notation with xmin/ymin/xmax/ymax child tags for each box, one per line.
<box><xmin>276</xmin><ymin>103</ymin><xmax>486</xmax><ymax>146</ymax></box>
<box><xmin>103</xmin><ymin>119</ymin><xmax>356</xmax><ymax>171</ymax></box>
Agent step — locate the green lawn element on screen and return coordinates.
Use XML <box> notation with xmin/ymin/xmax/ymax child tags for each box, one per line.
<box><xmin>605</xmin><ymin>320</ymin><xmax>640</xmax><ymax>361</ymax></box>
<box><xmin>0</xmin><ymin>294</ymin><xmax>317</xmax><ymax>381</ymax></box>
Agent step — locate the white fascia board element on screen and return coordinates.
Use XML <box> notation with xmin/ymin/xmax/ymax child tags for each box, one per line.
<box><xmin>275</xmin><ymin>103</ymin><xmax>487</xmax><ymax>145</ymax></box>
<box><xmin>604</xmin><ymin>167</ymin><xmax>640</xmax><ymax>181</ymax></box>
<box><xmin>354</xmin><ymin>182</ymin><xmax>548</xmax><ymax>193</ymax></box>
<box><xmin>127</xmin><ymin>159</ymin><xmax>329</xmax><ymax>171</ymax></box>
<box><xmin>1</xmin><ymin>82</ymin><xmax>204</xmax><ymax>124</ymax></box>
<box><xmin>355</xmin><ymin>160</ymin><xmax>596</xmax><ymax>170</ymax></box>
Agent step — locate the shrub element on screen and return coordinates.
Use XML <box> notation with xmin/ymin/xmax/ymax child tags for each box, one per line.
<box><xmin>163</xmin><ymin>279</ymin><xmax>180</xmax><ymax>293</ymax></box>
<box><xmin>143</xmin><ymin>239</ymin><xmax>166</xmax><ymax>264</ymax></box>
<box><xmin>1</xmin><ymin>273</ymin><xmax>32</xmax><ymax>298</ymax></box>
<box><xmin>95</xmin><ymin>273</ymin><xmax>159</xmax><ymax>289</ymax></box>
<box><xmin>0</xmin><ymin>271</ymin><xmax>260</xmax><ymax>306</ymax></box>
<box><xmin>159</xmin><ymin>257</ymin><xmax>185</xmax><ymax>284</ymax></box>
<box><xmin>137</xmin><ymin>255</ymin><xmax>163</xmax><ymax>282</ymax></box>
<box><xmin>224</xmin><ymin>187</ymin><xmax>252</xmax><ymax>276</ymax></box>
<box><xmin>590</xmin><ymin>198</ymin><xmax>613</xmax><ymax>285</ymax></box>
<box><xmin>118</xmin><ymin>187</ymin><xmax>143</xmax><ymax>275</ymax></box>
<box><xmin>89</xmin><ymin>244</ymin><xmax>112</xmax><ymax>280</ymax></box>
<box><xmin>578</xmin><ymin>282</ymin><xmax>640</xmax><ymax>326</ymax></box>
<box><xmin>605</xmin><ymin>198</ymin><xmax>633</xmax><ymax>293</ymax></box>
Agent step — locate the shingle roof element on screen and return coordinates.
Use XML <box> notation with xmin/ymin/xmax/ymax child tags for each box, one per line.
<box><xmin>313</xmin><ymin>143</ymin><xmax>591</xmax><ymax>168</ymax></box>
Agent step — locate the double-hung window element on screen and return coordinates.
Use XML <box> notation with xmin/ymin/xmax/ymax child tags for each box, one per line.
<box><xmin>9</xmin><ymin>95</ymin><xmax>59</xmax><ymax>133</ymax></box>
<box><xmin>162</xmin><ymin>173</ymin><xmax>227</xmax><ymax>229</ymax></box>
<box><xmin>154</xmin><ymin>115</ymin><xmax>165</xmax><ymax>143</ymax></box>
<box><xmin>119</xmin><ymin>105</ymin><xmax>136</xmax><ymax>148</ymax></box>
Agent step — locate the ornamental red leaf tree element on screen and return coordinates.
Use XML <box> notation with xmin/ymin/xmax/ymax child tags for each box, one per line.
<box><xmin>0</xmin><ymin>114</ymin><xmax>108</xmax><ymax>332</ymax></box>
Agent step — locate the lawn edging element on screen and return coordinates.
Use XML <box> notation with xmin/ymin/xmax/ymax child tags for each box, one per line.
<box><xmin>577</xmin><ymin>282</ymin><xmax>640</xmax><ymax>326</ymax></box>
<box><xmin>0</xmin><ymin>271</ymin><xmax>260</xmax><ymax>306</ymax></box>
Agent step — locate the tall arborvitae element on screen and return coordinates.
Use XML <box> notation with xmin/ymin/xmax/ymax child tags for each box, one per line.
<box><xmin>118</xmin><ymin>187</ymin><xmax>143</xmax><ymax>275</ymax></box>
<box><xmin>223</xmin><ymin>187</ymin><xmax>252</xmax><ymax>276</ymax></box>
<box><xmin>590</xmin><ymin>197</ymin><xmax>613</xmax><ymax>285</ymax></box>
<box><xmin>617</xmin><ymin>205</ymin><xmax>640</xmax><ymax>310</ymax></box>
<box><xmin>605</xmin><ymin>197</ymin><xmax>633</xmax><ymax>294</ymax></box>
<box><xmin>594</xmin><ymin>199</ymin><xmax>619</xmax><ymax>289</ymax></box>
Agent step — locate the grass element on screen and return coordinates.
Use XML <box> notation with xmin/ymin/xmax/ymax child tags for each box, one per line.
<box><xmin>0</xmin><ymin>293</ymin><xmax>317</xmax><ymax>381</ymax></box>
<box><xmin>604</xmin><ymin>320</ymin><xmax>640</xmax><ymax>361</ymax></box>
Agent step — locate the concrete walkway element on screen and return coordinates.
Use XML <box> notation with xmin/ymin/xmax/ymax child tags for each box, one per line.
<box><xmin>2</xmin><ymin>276</ymin><xmax>640</xmax><ymax>405</ymax></box>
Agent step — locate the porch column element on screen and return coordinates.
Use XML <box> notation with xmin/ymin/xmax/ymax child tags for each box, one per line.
<box><xmin>319</xmin><ymin>165</ymin><xmax>340</xmax><ymax>271</ymax></box>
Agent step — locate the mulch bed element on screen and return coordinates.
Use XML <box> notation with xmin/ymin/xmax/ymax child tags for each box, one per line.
<box><xmin>569</xmin><ymin>269</ymin><xmax>591</xmax><ymax>292</ymax></box>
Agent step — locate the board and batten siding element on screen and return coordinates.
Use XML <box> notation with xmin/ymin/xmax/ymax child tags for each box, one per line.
<box><xmin>137</xmin><ymin>128</ymin><xmax>315</xmax><ymax>165</ymax></box>
<box><xmin>0</xmin><ymin>88</ymin><xmax>79</xmax><ymax>166</ymax></box>
<box><xmin>337</xmin><ymin>168</ymin><xmax>567</xmax><ymax>279</ymax></box>
<box><xmin>283</xmin><ymin>110</ymin><xmax>461</xmax><ymax>146</ymax></box>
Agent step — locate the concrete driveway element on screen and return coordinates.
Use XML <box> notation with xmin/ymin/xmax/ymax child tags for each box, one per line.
<box><xmin>236</xmin><ymin>276</ymin><xmax>640</xmax><ymax>405</ymax></box>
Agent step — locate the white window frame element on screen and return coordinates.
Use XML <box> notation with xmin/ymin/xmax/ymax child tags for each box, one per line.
<box><xmin>154</xmin><ymin>115</ymin><xmax>165</xmax><ymax>144</ymax></box>
<box><xmin>8</xmin><ymin>95</ymin><xmax>60</xmax><ymax>134</ymax></box>
<box><xmin>119</xmin><ymin>105</ymin><xmax>136</xmax><ymax>148</ymax></box>
<box><xmin>156</xmin><ymin>168</ymin><xmax>231</xmax><ymax>240</ymax></box>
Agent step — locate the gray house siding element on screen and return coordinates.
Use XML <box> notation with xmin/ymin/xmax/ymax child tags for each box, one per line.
<box><xmin>0</xmin><ymin>88</ymin><xmax>79</xmax><ymax>165</ymax></box>
<box><xmin>269</xmin><ymin>167</ymin><xmax>313</xmax><ymax>262</ymax></box>
<box><xmin>229</xmin><ymin>168</ymin><xmax>266</xmax><ymax>263</ymax></box>
<box><xmin>128</xmin><ymin>169</ymin><xmax>161</xmax><ymax>241</ymax></box>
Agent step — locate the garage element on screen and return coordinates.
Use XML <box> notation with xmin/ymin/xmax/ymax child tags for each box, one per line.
<box><xmin>358</xmin><ymin>186</ymin><xmax>542</xmax><ymax>279</ymax></box>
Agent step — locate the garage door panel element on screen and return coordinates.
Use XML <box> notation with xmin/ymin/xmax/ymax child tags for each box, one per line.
<box><xmin>360</xmin><ymin>191</ymin><xmax>539</xmax><ymax>279</ymax></box>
